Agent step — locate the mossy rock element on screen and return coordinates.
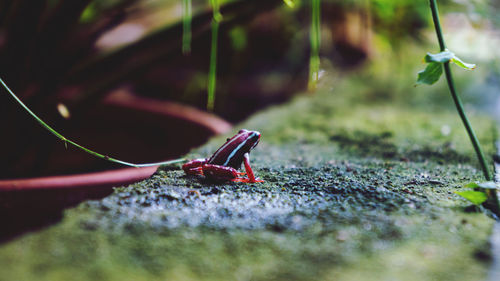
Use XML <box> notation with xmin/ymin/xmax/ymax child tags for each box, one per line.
<box><xmin>0</xmin><ymin>72</ymin><xmax>496</xmax><ymax>281</ymax></box>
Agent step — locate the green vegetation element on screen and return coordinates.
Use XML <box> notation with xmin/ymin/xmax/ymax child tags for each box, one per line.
<box><xmin>455</xmin><ymin>190</ymin><xmax>488</xmax><ymax>206</ymax></box>
<box><xmin>417</xmin><ymin>0</ymin><xmax>499</xmax><ymax>214</ymax></box>
<box><xmin>1</xmin><ymin>1</ymin><xmax>499</xmax><ymax>280</ymax></box>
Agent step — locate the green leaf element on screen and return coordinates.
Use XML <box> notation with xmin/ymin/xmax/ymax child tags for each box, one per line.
<box><xmin>451</xmin><ymin>56</ymin><xmax>476</xmax><ymax>70</ymax></box>
<box><xmin>416</xmin><ymin>62</ymin><xmax>443</xmax><ymax>85</ymax></box>
<box><xmin>464</xmin><ymin>182</ymin><xmax>479</xmax><ymax>189</ymax></box>
<box><xmin>465</xmin><ymin>181</ymin><xmax>499</xmax><ymax>190</ymax></box>
<box><xmin>79</xmin><ymin>3</ymin><xmax>97</xmax><ymax>23</ymax></box>
<box><xmin>229</xmin><ymin>26</ymin><xmax>247</xmax><ymax>51</ymax></box>
<box><xmin>455</xmin><ymin>190</ymin><xmax>488</xmax><ymax>205</ymax></box>
<box><xmin>424</xmin><ymin>51</ymin><xmax>454</xmax><ymax>63</ymax></box>
<box><xmin>418</xmin><ymin>51</ymin><xmax>476</xmax><ymax>84</ymax></box>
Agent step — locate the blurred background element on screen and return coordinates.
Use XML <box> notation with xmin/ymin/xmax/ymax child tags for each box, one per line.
<box><xmin>0</xmin><ymin>0</ymin><xmax>499</xmax><ymax>179</ymax></box>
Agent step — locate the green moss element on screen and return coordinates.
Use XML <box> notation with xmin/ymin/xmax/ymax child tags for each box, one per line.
<box><xmin>0</xmin><ymin>67</ymin><xmax>496</xmax><ymax>280</ymax></box>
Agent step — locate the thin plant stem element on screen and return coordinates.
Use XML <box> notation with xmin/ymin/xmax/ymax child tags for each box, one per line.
<box><xmin>442</xmin><ymin>63</ymin><xmax>492</xmax><ymax>180</ymax></box>
<box><xmin>207</xmin><ymin>0</ymin><xmax>221</xmax><ymax>111</ymax></box>
<box><xmin>0</xmin><ymin>77</ymin><xmax>185</xmax><ymax>168</ymax></box>
<box><xmin>429</xmin><ymin>0</ymin><xmax>490</xmax><ymax>181</ymax></box>
<box><xmin>182</xmin><ymin>0</ymin><xmax>192</xmax><ymax>54</ymax></box>
<box><xmin>428</xmin><ymin>0</ymin><xmax>499</xmax><ymax>213</ymax></box>
<box><xmin>308</xmin><ymin>0</ymin><xmax>321</xmax><ymax>91</ymax></box>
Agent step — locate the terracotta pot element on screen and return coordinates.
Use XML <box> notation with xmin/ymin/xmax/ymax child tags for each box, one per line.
<box><xmin>0</xmin><ymin>166</ymin><xmax>158</xmax><ymax>208</ymax></box>
<box><xmin>1</xmin><ymin>88</ymin><xmax>232</xmax><ymax>200</ymax></box>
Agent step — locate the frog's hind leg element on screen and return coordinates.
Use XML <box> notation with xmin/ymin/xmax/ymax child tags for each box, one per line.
<box><xmin>203</xmin><ymin>164</ymin><xmax>239</xmax><ymax>182</ymax></box>
<box><xmin>182</xmin><ymin>159</ymin><xmax>207</xmax><ymax>176</ymax></box>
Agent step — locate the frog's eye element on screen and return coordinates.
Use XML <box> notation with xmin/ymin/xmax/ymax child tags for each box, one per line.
<box><xmin>226</xmin><ymin>138</ymin><xmax>231</xmax><ymax>141</ymax></box>
<box><xmin>238</xmin><ymin>129</ymin><xmax>247</xmax><ymax>134</ymax></box>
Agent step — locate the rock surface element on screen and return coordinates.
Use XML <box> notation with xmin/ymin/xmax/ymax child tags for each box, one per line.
<box><xmin>0</xmin><ymin>70</ymin><xmax>496</xmax><ymax>281</ymax></box>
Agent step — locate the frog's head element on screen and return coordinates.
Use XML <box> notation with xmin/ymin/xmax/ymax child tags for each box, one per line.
<box><xmin>237</xmin><ymin>129</ymin><xmax>261</xmax><ymax>151</ymax></box>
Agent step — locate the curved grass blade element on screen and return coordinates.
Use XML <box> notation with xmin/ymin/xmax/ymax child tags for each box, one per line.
<box><xmin>0</xmin><ymin>77</ymin><xmax>185</xmax><ymax>168</ymax></box>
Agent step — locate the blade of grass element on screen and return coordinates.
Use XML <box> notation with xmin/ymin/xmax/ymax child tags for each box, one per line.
<box><xmin>182</xmin><ymin>0</ymin><xmax>192</xmax><ymax>54</ymax></box>
<box><xmin>207</xmin><ymin>0</ymin><xmax>222</xmax><ymax>111</ymax></box>
<box><xmin>207</xmin><ymin>19</ymin><xmax>219</xmax><ymax>111</ymax></box>
<box><xmin>0</xmin><ymin>77</ymin><xmax>185</xmax><ymax>168</ymax></box>
<box><xmin>308</xmin><ymin>0</ymin><xmax>321</xmax><ymax>91</ymax></box>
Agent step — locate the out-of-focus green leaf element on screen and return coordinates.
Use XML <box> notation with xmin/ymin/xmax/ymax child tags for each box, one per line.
<box><xmin>464</xmin><ymin>182</ymin><xmax>479</xmax><ymax>189</ymax></box>
<box><xmin>213</xmin><ymin>12</ymin><xmax>223</xmax><ymax>22</ymax></box>
<box><xmin>455</xmin><ymin>190</ymin><xmax>488</xmax><ymax>205</ymax></box>
<box><xmin>79</xmin><ymin>3</ymin><xmax>96</xmax><ymax>23</ymax></box>
<box><xmin>451</xmin><ymin>56</ymin><xmax>476</xmax><ymax>70</ymax></box>
<box><xmin>229</xmin><ymin>26</ymin><xmax>247</xmax><ymax>51</ymax></box>
<box><xmin>465</xmin><ymin>181</ymin><xmax>499</xmax><ymax>189</ymax></box>
<box><xmin>424</xmin><ymin>51</ymin><xmax>454</xmax><ymax>63</ymax></box>
<box><xmin>477</xmin><ymin>181</ymin><xmax>499</xmax><ymax>189</ymax></box>
<box><xmin>283</xmin><ymin>0</ymin><xmax>295</xmax><ymax>8</ymax></box>
<box><xmin>416</xmin><ymin>62</ymin><xmax>442</xmax><ymax>85</ymax></box>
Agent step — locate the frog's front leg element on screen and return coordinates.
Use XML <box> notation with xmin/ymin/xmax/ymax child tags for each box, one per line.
<box><xmin>182</xmin><ymin>158</ymin><xmax>207</xmax><ymax>176</ymax></box>
<box><xmin>235</xmin><ymin>152</ymin><xmax>264</xmax><ymax>183</ymax></box>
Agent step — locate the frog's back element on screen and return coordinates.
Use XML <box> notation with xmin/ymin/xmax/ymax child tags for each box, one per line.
<box><xmin>208</xmin><ymin>130</ymin><xmax>260</xmax><ymax>169</ymax></box>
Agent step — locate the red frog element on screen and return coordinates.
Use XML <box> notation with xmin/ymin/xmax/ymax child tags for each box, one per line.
<box><xmin>182</xmin><ymin>129</ymin><xmax>263</xmax><ymax>183</ymax></box>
